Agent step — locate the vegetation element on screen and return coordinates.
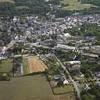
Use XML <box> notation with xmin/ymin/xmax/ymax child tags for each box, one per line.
<box><xmin>0</xmin><ymin>0</ymin><xmax>99</xmax><ymax>16</ymax></box>
<box><xmin>61</xmin><ymin>0</ymin><xmax>96</xmax><ymax>11</ymax></box>
<box><xmin>81</xmin><ymin>85</ymin><xmax>100</xmax><ymax>100</ymax></box>
<box><xmin>23</xmin><ymin>57</ymin><xmax>29</xmax><ymax>75</ymax></box>
<box><xmin>0</xmin><ymin>59</ymin><xmax>12</xmax><ymax>72</ymax></box>
<box><xmin>46</xmin><ymin>56</ymin><xmax>63</xmax><ymax>75</ymax></box>
<box><xmin>82</xmin><ymin>0</ymin><xmax>100</xmax><ymax>6</ymax></box>
<box><xmin>0</xmin><ymin>75</ymin><xmax>53</xmax><ymax>100</ymax></box>
<box><xmin>68</xmin><ymin>23</ymin><xmax>100</xmax><ymax>37</ymax></box>
<box><xmin>53</xmin><ymin>84</ymin><xmax>74</xmax><ymax>94</ymax></box>
<box><xmin>0</xmin><ymin>0</ymin><xmax>50</xmax><ymax>15</ymax></box>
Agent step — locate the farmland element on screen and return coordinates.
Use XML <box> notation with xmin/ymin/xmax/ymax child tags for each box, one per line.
<box><xmin>53</xmin><ymin>85</ymin><xmax>75</xmax><ymax>95</ymax></box>
<box><xmin>0</xmin><ymin>75</ymin><xmax>52</xmax><ymax>100</ymax></box>
<box><xmin>23</xmin><ymin>57</ymin><xmax>29</xmax><ymax>74</ymax></box>
<box><xmin>0</xmin><ymin>0</ymin><xmax>14</xmax><ymax>3</ymax></box>
<box><xmin>60</xmin><ymin>0</ymin><xmax>97</xmax><ymax>11</ymax></box>
<box><xmin>23</xmin><ymin>56</ymin><xmax>48</xmax><ymax>74</ymax></box>
<box><xmin>0</xmin><ymin>74</ymin><xmax>76</xmax><ymax>100</ymax></box>
<box><xmin>0</xmin><ymin>59</ymin><xmax>12</xmax><ymax>73</ymax></box>
<box><xmin>28</xmin><ymin>56</ymin><xmax>48</xmax><ymax>73</ymax></box>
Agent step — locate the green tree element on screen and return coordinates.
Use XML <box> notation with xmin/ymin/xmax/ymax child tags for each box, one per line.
<box><xmin>82</xmin><ymin>94</ymin><xmax>96</xmax><ymax>100</ymax></box>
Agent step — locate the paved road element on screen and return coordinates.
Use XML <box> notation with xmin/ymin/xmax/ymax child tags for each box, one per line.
<box><xmin>7</xmin><ymin>40</ymin><xmax>16</xmax><ymax>49</ymax></box>
<box><xmin>55</xmin><ymin>55</ymin><xmax>81</xmax><ymax>100</ymax></box>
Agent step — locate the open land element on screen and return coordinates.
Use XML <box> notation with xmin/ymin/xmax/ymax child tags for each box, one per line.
<box><xmin>0</xmin><ymin>59</ymin><xmax>12</xmax><ymax>73</ymax></box>
<box><xmin>25</xmin><ymin>56</ymin><xmax>48</xmax><ymax>73</ymax></box>
<box><xmin>61</xmin><ymin>0</ymin><xmax>97</xmax><ymax>10</ymax></box>
<box><xmin>0</xmin><ymin>0</ymin><xmax>14</xmax><ymax>3</ymax></box>
<box><xmin>0</xmin><ymin>74</ymin><xmax>76</xmax><ymax>100</ymax></box>
<box><xmin>53</xmin><ymin>85</ymin><xmax>75</xmax><ymax>94</ymax></box>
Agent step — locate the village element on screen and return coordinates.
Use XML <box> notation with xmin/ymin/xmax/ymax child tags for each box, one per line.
<box><xmin>0</xmin><ymin>14</ymin><xmax>100</xmax><ymax>100</ymax></box>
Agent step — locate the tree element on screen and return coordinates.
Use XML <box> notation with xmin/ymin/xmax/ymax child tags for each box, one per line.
<box><xmin>81</xmin><ymin>94</ymin><xmax>96</xmax><ymax>100</ymax></box>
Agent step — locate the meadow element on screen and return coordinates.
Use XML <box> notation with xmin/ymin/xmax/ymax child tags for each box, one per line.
<box><xmin>61</xmin><ymin>0</ymin><xmax>97</xmax><ymax>11</ymax></box>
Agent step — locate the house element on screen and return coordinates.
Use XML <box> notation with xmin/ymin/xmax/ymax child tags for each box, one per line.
<box><xmin>95</xmin><ymin>72</ymin><xmax>100</xmax><ymax>78</ymax></box>
<box><xmin>55</xmin><ymin>44</ymin><xmax>76</xmax><ymax>51</ymax></box>
<box><xmin>53</xmin><ymin>74</ymin><xmax>69</xmax><ymax>86</ymax></box>
<box><xmin>81</xmin><ymin>53</ymin><xmax>99</xmax><ymax>58</ymax></box>
<box><xmin>64</xmin><ymin>61</ymin><xmax>81</xmax><ymax>72</ymax></box>
<box><xmin>96</xmin><ymin>81</ymin><xmax>100</xmax><ymax>87</ymax></box>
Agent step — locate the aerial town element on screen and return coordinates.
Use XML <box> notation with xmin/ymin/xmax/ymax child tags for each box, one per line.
<box><xmin>0</xmin><ymin>13</ymin><xmax>100</xmax><ymax>100</ymax></box>
<box><xmin>0</xmin><ymin>0</ymin><xmax>100</xmax><ymax>100</ymax></box>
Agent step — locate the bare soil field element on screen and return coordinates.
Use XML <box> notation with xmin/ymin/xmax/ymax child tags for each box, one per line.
<box><xmin>28</xmin><ymin>56</ymin><xmax>48</xmax><ymax>73</ymax></box>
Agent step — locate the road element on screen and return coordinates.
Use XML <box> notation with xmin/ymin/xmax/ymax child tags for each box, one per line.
<box><xmin>54</xmin><ymin>55</ymin><xmax>81</xmax><ymax>100</ymax></box>
<box><xmin>7</xmin><ymin>40</ymin><xmax>16</xmax><ymax>50</ymax></box>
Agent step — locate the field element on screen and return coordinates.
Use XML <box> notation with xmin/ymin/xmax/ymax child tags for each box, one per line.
<box><xmin>23</xmin><ymin>57</ymin><xmax>29</xmax><ymax>74</ymax></box>
<box><xmin>61</xmin><ymin>0</ymin><xmax>97</xmax><ymax>11</ymax></box>
<box><xmin>0</xmin><ymin>59</ymin><xmax>12</xmax><ymax>73</ymax></box>
<box><xmin>0</xmin><ymin>0</ymin><xmax>14</xmax><ymax>3</ymax></box>
<box><xmin>53</xmin><ymin>85</ymin><xmax>75</xmax><ymax>95</ymax></box>
<box><xmin>28</xmin><ymin>56</ymin><xmax>48</xmax><ymax>73</ymax></box>
<box><xmin>0</xmin><ymin>75</ymin><xmax>52</xmax><ymax>100</ymax></box>
<box><xmin>23</xmin><ymin>56</ymin><xmax>48</xmax><ymax>74</ymax></box>
<box><xmin>0</xmin><ymin>74</ymin><xmax>76</xmax><ymax>100</ymax></box>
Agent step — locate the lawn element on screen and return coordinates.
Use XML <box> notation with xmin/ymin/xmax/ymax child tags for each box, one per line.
<box><xmin>61</xmin><ymin>0</ymin><xmax>97</xmax><ymax>10</ymax></box>
<box><xmin>53</xmin><ymin>85</ymin><xmax>75</xmax><ymax>95</ymax></box>
<box><xmin>0</xmin><ymin>59</ymin><xmax>13</xmax><ymax>73</ymax></box>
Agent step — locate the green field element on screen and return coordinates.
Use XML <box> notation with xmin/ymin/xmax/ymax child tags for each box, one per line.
<box><xmin>0</xmin><ymin>75</ymin><xmax>52</xmax><ymax>100</ymax></box>
<box><xmin>23</xmin><ymin>57</ymin><xmax>29</xmax><ymax>75</ymax></box>
<box><xmin>0</xmin><ymin>0</ymin><xmax>14</xmax><ymax>3</ymax></box>
<box><xmin>61</xmin><ymin>0</ymin><xmax>97</xmax><ymax>10</ymax></box>
<box><xmin>53</xmin><ymin>85</ymin><xmax>75</xmax><ymax>94</ymax></box>
<box><xmin>0</xmin><ymin>59</ymin><xmax>12</xmax><ymax>73</ymax></box>
<box><xmin>0</xmin><ymin>74</ymin><xmax>76</xmax><ymax>100</ymax></box>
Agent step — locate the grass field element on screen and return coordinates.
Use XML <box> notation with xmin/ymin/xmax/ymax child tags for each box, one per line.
<box><xmin>0</xmin><ymin>74</ymin><xmax>76</xmax><ymax>100</ymax></box>
<box><xmin>53</xmin><ymin>85</ymin><xmax>75</xmax><ymax>94</ymax></box>
<box><xmin>61</xmin><ymin>0</ymin><xmax>97</xmax><ymax>10</ymax></box>
<box><xmin>0</xmin><ymin>74</ymin><xmax>52</xmax><ymax>100</ymax></box>
<box><xmin>0</xmin><ymin>0</ymin><xmax>14</xmax><ymax>3</ymax></box>
<box><xmin>0</xmin><ymin>59</ymin><xmax>12</xmax><ymax>73</ymax></box>
<box><xmin>23</xmin><ymin>57</ymin><xmax>29</xmax><ymax>74</ymax></box>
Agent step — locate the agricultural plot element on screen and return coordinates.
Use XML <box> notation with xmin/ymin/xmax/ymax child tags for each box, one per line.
<box><xmin>0</xmin><ymin>74</ymin><xmax>52</xmax><ymax>100</ymax></box>
<box><xmin>0</xmin><ymin>74</ymin><xmax>76</xmax><ymax>100</ymax></box>
<box><xmin>53</xmin><ymin>85</ymin><xmax>75</xmax><ymax>95</ymax></box>
<box><xmin>23</xmin><ymin>56</ymin><xmax>48</xmax><ymax>74</ymax></box>
<box><xmin>0</xmin><ymin>59</ymin><xmax>12</xmax><ymax>73</ymax></box>
<box><xmin>61</xmin><ymin>0</ymin><xmax>97</xmax><ymax>11</ymax></box>
<box><xmin>0</xmin><ymin>0</ymin><xmax>14</xmax><ymax>3</ymax></box>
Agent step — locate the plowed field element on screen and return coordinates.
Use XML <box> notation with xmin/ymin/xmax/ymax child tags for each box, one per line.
<box><xmin>28</xmin><ymin>56</ymin><xmax>47</xmax><ymax>73</ymax></box>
